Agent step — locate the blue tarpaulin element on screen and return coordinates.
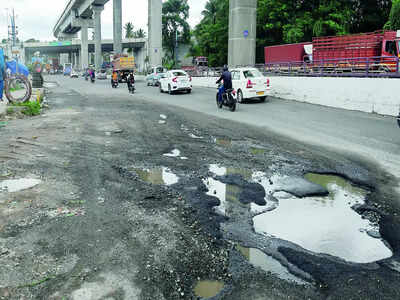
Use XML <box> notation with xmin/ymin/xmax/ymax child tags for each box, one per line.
<box><xmin>6</xmin><ymin>60</ymin><xmax>30</xmax><ymax>77</ymax></box>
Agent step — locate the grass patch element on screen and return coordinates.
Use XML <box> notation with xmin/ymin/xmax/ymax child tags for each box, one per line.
<box><xmin>6</xmin><ymin>107</ymin><xmax>14</xmax><ymax>114</ymax></box>
<box><xmin>15</xmin><ymin>101</ymin><xmax>41</xmax><ymax>116</ymax></box>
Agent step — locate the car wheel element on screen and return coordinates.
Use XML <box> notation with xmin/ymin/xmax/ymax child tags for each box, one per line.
<box><xmin>168</xmin><ymin>85</ymin><xmax>173</xmax><ymax>95</ymax></box>
<box><xmin>159</xmin><ymin>84</ymin><xmax>163</xmax><ymax>93</ymax></box>
<box><xmin>260</xmin><ymin>96</ymin><xmax>267</xmax><ymax>103</ymax></box>
<box><xmin>187</xmin><ymin>89</ymin><xmax>192</xmax><ymax>94</ymax></box>
<box><xmin>237</xmin><ymin>90</ymin><xmax>244</xmax><ymax>103</ymax></box>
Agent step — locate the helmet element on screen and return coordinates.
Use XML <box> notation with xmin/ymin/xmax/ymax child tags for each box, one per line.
<box><xmin>223</xmin><ymin>65</ymin><xmax>228</xmax><ymax>72</ymax></box>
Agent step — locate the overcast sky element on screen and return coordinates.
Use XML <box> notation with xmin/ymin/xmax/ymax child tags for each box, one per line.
<box><xmin>0</xmin><ymin>0</ymin><xmax>207</xmax><ymax>42</ymax></box>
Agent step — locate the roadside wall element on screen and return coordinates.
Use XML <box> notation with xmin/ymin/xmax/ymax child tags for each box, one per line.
<box><xmin>191</xmin><ymin>76</ymin><xmax>400</xmax><ymax>116</ymax></box>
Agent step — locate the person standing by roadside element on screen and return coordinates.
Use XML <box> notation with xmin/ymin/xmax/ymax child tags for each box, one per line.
<box><xmin>0</xmin><ymin>48</ymin><xmax>6</xmax><ymax>102</ymax></box>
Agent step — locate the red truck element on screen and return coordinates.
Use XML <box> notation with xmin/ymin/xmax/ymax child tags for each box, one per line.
<box><xmin>265</xmin><ymin>30</ymin><xmax>400</xmax><ymax>74</ymax></box>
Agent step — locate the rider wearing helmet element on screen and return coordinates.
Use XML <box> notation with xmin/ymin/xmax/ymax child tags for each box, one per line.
<box><xmin>216</xmin><ymin>65</ymin><xmax>232</xmax><ymax>104</ymax></box>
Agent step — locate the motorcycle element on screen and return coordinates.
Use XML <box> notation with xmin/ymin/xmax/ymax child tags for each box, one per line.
<box><xmin>90</xmin><ymin>75</ymin><xmax>95</xmax><ymax>83</ymax></box>
<box><xmin>111</xmin><ymin>79</ymin><xmax>118</xmax><ymax>88</ymax></box>
<box><xmin>216</xmin><ymin>84</ymin><xmax>237</xmax><ymax>112</ymax></box>
<box><xmin>127</xmin><ymin>82</ymin><xmax>135</xmax><ymax>94</ymax></box>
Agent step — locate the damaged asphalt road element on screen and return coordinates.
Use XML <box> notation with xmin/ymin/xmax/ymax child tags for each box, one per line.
<box><xmin>0</xmin><ymin>79</ymin><xmax>400</xmax><ymax>300</ymax></box>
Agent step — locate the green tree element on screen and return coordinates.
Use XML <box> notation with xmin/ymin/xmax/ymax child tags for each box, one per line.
<box><xmin>386</xmin><ymin>0</ymin><xmax>400</xmax><ymax>30</ymax></box>
<box><xmin>134</xmin><ymin>28</ymin><xmax>146</xmax><ymax>38</ymax></box>
<box><xmin>124</xmin><ymin>22</ymin><xmax>134</xmax><ymax>38</ymax></box>
<box><xmin>162</xmin><ymin>0</ymin><xmax>191</xmax><ymax>67</ymax></box>
<box><xmin>193</xmin><ymin>0</ymin><xmax>229</xmax><ymax>67</ymax></box>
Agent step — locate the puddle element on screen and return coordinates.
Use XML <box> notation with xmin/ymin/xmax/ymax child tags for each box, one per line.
<box><xmin>253</xmin><ymin>174</ymin><xmax>393</xmax><ymax>263</ymax></box>
<box><xmin>189</xmin><ymin>133</ymin><xmax>203</xmax><ymax>139</ymax></box>
<box><xmin>163</xmin><ymin>149</ymin><xmax>181</xmax><ymax>158</ymax></box>
<box><xmin>193</xmin><ymin>280</ymin><xmax>224</xmax><ymax>298</ymax></box>
<box><xmin>203</xmin><ymin>165</ymin><xmax>252</xmax><ymax>215</ymax></box>
<box><xmin>251</xmin><ymin>148</ymin><xmax>267</xmax><ymax>155</ymax></box>
<box><xmin>0</xmin><ymin>178</ymin><xmax>41</xmax><ymax>193</ymax></box>
<box><xmin>214</xmin><ymin>138</ymin><xmax>232</xmax><ymax>147</ymax></box>
<box><xmin>135</xmin><ymin>167</ymin><xmax>179</xmax><ymax>185</ymax></box>
<box><xmin>160</xmin><ymin>114</ymin><xmax>167</xmax><ymax>120</ymax></box>
<box><xmin>236</xmin><ymin>245</ymin><xmax>306</xmax><ymax>284</ymax></box>
<box><xmin>158</xmin><ymin>120</ymin><xmax>166</xmax><ymax>124</ymax></box>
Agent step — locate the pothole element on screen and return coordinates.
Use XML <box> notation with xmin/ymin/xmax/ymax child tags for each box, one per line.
<box><xmin>189</xmin><ymin>133</ymin><xmax>203</xmax><ymax>139</ymax></box>
<box><xmin>193</xmin><ymin>280</ymin><xmax>224</xmax><ymax>298</ymax></box>
<box><xmin>236</xmin><ymin>245</ymin><xmax>307</xmax><ymax>284</ymax></box>
<box><xmin>214</xmin><ymin>137</ymin><xmax>232</xmax><ymax>147</ymax></box>
<box><xmin>163</xmin><ymin>149</ymin><xmax>181</xmax><ymax>158</ymax></box>
<box><xmin>0</xmin><ymin>178</ymin><xmax>41</xmax><ymax>193</ymax></box>
<box><xmin>253</xmin><ymin>174</ymin><xmax>393</xmax><ymax>263</ymax></box>
<box><xmin>135</xmin><ymin>167</ymin><xmax>179</xmax><ymax>186</ymax></box>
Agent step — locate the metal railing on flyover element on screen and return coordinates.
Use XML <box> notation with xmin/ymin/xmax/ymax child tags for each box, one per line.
<box><xmin>262</xmin><ymin>56</ymin><xmax>400</xmax><ymax>78</ymax></box>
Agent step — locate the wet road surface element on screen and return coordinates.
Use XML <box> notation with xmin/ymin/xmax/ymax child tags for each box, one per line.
<box><xmin>0</xmin><ymin>76</ymin><xmax>399</xmax><ymax>299</ymax></box>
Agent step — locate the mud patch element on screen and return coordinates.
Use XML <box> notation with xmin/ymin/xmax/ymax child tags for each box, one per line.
<box><xmin>193</xmin><ymin>280</ymin><xmax>224</xmax><ymax>298</ymax></box>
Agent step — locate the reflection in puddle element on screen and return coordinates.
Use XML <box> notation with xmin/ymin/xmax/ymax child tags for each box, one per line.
<box><xmin>193</xmin><ymin>280</ymin><xmax>224</xmax><ymax>298</ymax></box>
<box><xmin>253</xmin><ymin>174</ymin><xmax>393</xmax><ymax>263</ymax></box>
<box><xmin>163</xmin><ymin>149</ymin><xmax>181</xmax><ymax>157</ymax></box>
<box><xmin>204</xmin><ymin>165</ymin><xmax>252</xmax><ymax>215</ymax></box>
<box><xmin>236</xmin><ymin>245</ymin><xmax>306</xmax><ymax>284</ymax></box>
<box><xmin>160</xmin><ymin>114</ymin><xmax>167</xmax><ymax>119</ymax></box>
<box><xmin>214</xmin><ymin>138</ymin><xmax>232</xmax><ymax>147</ymax></box>
<box><xmin>135</xmin><ymin>168</ymin><xmax>179</xmax><ymax>185</ymax></box>
<box><xmin>158</xmin><ymin>120</ymin><xmax>166</xmax><ymax>124</ymax></box>
<box><xmin>0</xmin><ymin>178</ymin><xmax>41</xmax><ymax>193</ymax></box>
<box><xmin>189</xmin><ymin>133</ymin><xmax>203</xmax><ymax>139</ymax></box>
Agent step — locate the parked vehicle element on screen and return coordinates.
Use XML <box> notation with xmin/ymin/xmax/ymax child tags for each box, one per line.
<box><xmin>230</xmin><ymin>67</ymin><xmax>270</xmax><ymax>103</ymax></box>
<box><xmin>181</xmin><ymin>56</ymin><xmax>209</xmax><ymax>76</ymax></box>
<box><xmin>159</xmin><ymin>70</ymin><xmax>192</xmax><ymax>94</ymax></box>
<box><xmin>112</xmin><ymin>54</ymin><xmax>135</xmax><ymax>83</ymax></box>
<box><xmin>70</xmin><ymin>69</ymin><xmax>79</xmax><ymax>78</ymax></box>
<box><xmin>216</xmin><ymin>83</ymin><xmax>236</xmax><ymax>112</ymax></box>
<box><xmin>146</xmin><ymin>66</ymin><xmax>166</xmax><ymax>86</ymax></box>
<box><xmin>97</xmin><ymin>69</ymin><xmax>107</xmax><ymax>80</ymax></box>
<box><xmin>265</xmin><ymin>30</ymin><xmax>400</xmax><ymax>74</ymax></box>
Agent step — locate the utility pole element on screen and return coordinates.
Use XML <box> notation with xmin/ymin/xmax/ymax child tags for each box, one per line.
<box><xmin>175</xmin><ymin>29</ymin><xmax>178</xmax><ymax>67</ymax></box>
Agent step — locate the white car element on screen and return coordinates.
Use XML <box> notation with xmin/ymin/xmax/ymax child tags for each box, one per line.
<box><xmin>70</xmin><ymin>70</ymin><xmax>79</xmax><ymax>78</ymax></box>
<box><xmin>159</xmin><ymin>70</ymin><xmax>192</xmax><ymax>94</ymax></box>
<box><xmin>230</xmin><ymin>68</ymin><xmax>270</xmax><ymax>103</ymax></box>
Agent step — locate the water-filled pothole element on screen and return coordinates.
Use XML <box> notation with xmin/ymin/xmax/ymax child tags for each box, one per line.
<box><xmin>214</xmin><ymin>138</ymin><xmax>232</xmax><ymax>147</ymax></box>
<box><xmin>253</xmin><ymin>174</ymin><xmax>392</xmax><ymax>263</ymax></box>
<box><xmin>236</xmin><ymin>245</ymin><xmax>306</xmax><ymax>284</ymax></box>
<box><xmin>193</xmin><ymin>280</ymin><xmax>224</xmax><ymax>298</ymax></box>
<box><xmin>163</xmin><ymin>149</ymin><xmax>181</xmax><ymax>157</ymax></box>
<box><xmin>0</xmin><ymin>178</ymin><xmax>41</xmax><ymax>193</ymax></box>
<box><xmin>135</xmin><ymin>168</ymin><xmax>178</xmax><ymax>186</ymax></box>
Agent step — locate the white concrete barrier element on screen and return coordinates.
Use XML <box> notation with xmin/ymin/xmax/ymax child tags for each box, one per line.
<box><xmin>192</xmin><ymin>76</ymin><xmax>400</xmax><ymax>116</ymax></box>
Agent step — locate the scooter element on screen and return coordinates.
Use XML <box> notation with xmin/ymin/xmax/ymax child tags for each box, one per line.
<box><xmin>216</xmin><ymin>84</ymin><xmax>237</xmax><ymax>112</ymax></box>
<box><xmin>111</xmin><ymin>79</ymin><xmax>118</xmax><ymax>88</ymax></box>
<box><xmin>128</xmin><ymin>83</ymin><xmax>135</xmax><ymax>94</ymax></box>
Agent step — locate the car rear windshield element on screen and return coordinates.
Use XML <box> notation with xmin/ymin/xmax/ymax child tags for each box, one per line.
<box><xmin>172</xmin><ymin>71</ymin><xmax>187</xmax><ymax>77</ymax></box>
<box><xmin>243</xmin><ymin>69</ymin><xmax>263</xmax><ymax>78</ymax></box>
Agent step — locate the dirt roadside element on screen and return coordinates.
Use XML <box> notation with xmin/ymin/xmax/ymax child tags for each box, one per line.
<box><xmin>0</xmin><ymin>83</ymin><xmax>399</xmax><ymax>300</ymax></box>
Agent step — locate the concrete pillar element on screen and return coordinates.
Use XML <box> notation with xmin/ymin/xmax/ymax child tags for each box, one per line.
<box><xmin>92</xmin><ymin>5</ymin><xmax>104</xmax><ymax>70</ymax></box>
<box><xmin>228</xmin><ymin>0</ymin><xmax>257</xmax><ymax>67</ymax></box>
<box><xmin>148</xmin><ymin>0</ymin><xmax>162</xmax><ymax>67</ymax></box>
<box><xmin>113</xmin><ymin>0</ymin><xmax>122</xmax><ymax>54</ymax></box>
<box><xmin>81</xmin><ymin>23</ymin><xmax>89</xmax><ymax>70</ymax></box>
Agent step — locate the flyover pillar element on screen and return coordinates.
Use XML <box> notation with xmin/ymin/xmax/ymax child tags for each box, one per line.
<box><xmin>113</xmin><ymin>0</ymin><xmax>122</xmax><ymax>54</ymax></box>
<box><xmin>148</xmin><ymin>0</ymin><xmax>162</xmax><ymax>67</ymax></box>
<box><xmin>81</xmin><ymin>23</ymin><xmax>89</xmax><ymax>70</ymax></box>
<box><xmin>228</xmin><ymin>0</ymin><xmax>257</xmax><ymax>67</ymax></box>
<box><xmin>92</xmin><ymin>5</ymin><xmax>104</xmax><ymax>70</ymax></box>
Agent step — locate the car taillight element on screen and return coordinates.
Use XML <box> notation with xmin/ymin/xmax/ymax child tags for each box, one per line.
<box><xmin>246</xmin><ymin>79</ymin><xmax>253</xmax><ymax>89</ymax></box>
<box><xmin>172</xmin><ymin>77</ymin><xmax>177</xmax><ymax>83</ymax></box>
<box><xmin>266</xmin><ymin>79</ymin><xmax>270</xmax><ymax>87</ymax></box>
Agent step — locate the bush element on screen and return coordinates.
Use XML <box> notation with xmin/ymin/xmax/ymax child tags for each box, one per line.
<box><xmin>16</xmin><ymin>101</ymin><xmax>41</xmax><ymax>116</ymax></box>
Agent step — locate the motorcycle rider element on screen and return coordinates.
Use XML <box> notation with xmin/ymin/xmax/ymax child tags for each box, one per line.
<box><xmin>111</xmin><ymin>71</ymin><xmax>118</xmax><ymax>87</ymax></box>
<box><xmin>216</xmin><ymin>65</ymin><xmax>232</xmax><ymax>105</ymax></box>
<box><xmin>127</xmin><ymin>72</ymin><xmax>135</xmax><ymax>93</ymax></box>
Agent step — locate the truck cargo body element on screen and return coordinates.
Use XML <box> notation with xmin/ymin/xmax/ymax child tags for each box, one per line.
<box><xmin>264</xmin><ymin>30</ymin><xmax>400</xmax><ymax>74</ymax></box>
<box><xmin>112</xmin><ymin>55</ymin><xmax>135</xmax><ymax>82</ymax></box>
<box><xmin>264</xmin><ymin>43</ymin><xmax>312</xmax><ymax>64</ymax></box>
